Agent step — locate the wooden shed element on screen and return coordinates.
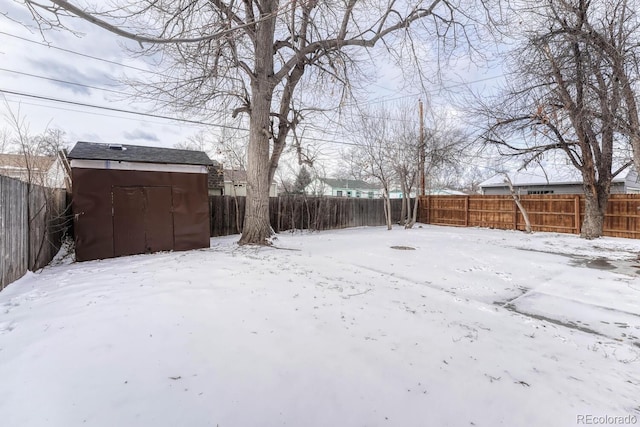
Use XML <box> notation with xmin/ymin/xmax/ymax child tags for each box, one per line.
<box><xmin>68</xmin><ymin>141</ymin><xmax>214</xmax><ymax>262</ymax></box>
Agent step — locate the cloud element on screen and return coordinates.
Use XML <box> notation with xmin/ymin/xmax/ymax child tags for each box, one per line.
<box><xmin>73</xmin><ymin>132</ymin><xmax>104</xmax><ymax>143</ymax></box>
<box><xmin>4</xmin><ymin>1</ymin><xmax>37</xmax><ymax>24</ymax></box>
<box><xmin>123</xmin><ymin>129</ymin><xmax>159</xmax><ymax>142</ymax></box>
<box><xmin>27</xmin><ymin>58</ymin><xmax>115</xmax><ymax>96</ymax></box>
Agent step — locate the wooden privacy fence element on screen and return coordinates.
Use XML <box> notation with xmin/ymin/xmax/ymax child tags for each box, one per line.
<box><xmin>418</xmin><ymin>194</ymin><xmax>640</xmax><ymax>239</ymax></box>
<box><xmin>1</xmin><ymin>176</ymin><xmax>69</xmax><ymax>290</ymax></box>
<box><xmin>210</xmin><ymin>195</ymin><xmax>405</xmax><ymax>236</ymax></box>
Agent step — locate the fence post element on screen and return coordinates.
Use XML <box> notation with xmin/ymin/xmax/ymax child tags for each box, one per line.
<box><xmin>574</xmin><ymin>195</ymin><xmax>581</xmax><ymax>235</ymax></box>
<box><xmin>513</xmin><ymin>199</ymin><xmax>518</xmax><ymax>230</ymax></box>
<box><xmin>464</xmin><ymin>196</ymin><xmax>469</xmax><ymax>227</ymax></box>
<box><xmin>425</xmin><ymin>196</ymin><xmax>431</xmax><ymax>224</ymax></box>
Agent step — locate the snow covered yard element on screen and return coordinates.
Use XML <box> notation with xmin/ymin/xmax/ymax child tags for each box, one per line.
<box><xmin>0</xmin><ymin>225</ymin><xmax>639</xmax><ymax>427</ymax></box>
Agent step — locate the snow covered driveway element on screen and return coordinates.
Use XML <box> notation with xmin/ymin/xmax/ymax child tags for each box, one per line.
<box><xmin>0</xmin><ymin>225</ymin><xmax>639</xmax><ymax>426</ymax></box>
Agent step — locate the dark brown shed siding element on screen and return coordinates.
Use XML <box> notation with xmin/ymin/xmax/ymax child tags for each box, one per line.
<box><xmin>142</xmin><ymin>186</ymin><xmax>175</xmax><ymax>253</ymax></box>
<box><xmin>171</xmin><ymin>185</ymin><xmax>209</xmax><ymax>251</ymax></box>
<box><xmin>112</xmin><ymin>186</ymin><xmax>147</xmax><ymax>257</ymax></box>
<box><xmin>72</xmin><ymin>168</ymin><xmax>209</xmax><ymax>261</ymax></box>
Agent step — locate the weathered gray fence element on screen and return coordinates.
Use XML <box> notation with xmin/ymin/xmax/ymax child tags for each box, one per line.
<box><xmin>1</xmin><ymin>176</ymin><xmax>69</xmax><ymax>290</ymax></box>
<box><xmin>210</xmin><ymin>195</ymin><xmax>406</xmax><ymax>237</ymax></box>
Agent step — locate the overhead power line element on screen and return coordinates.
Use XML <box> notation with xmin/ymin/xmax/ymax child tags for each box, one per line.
<box><xmin>0</xmin><ymin>31</ymin><xmax>158</xmax><ymax>75</ymax></box>
<box><xmin>0</xmin><ymin>64</ymin><xmax>487</xmax><ymax>128</ymax></box>
<box><xmin>339</xmin><ymin>75</ymin><xmax>507</xmax><ymax>109</ymax></box>
<box><xmin>1</xmin><ymin>62</ymin><xmax>446</xmax><ymax>126</ymax></box>
<box><xmin>0</xmin><ymin>67</ymin><xmax>130</xmax><ymax>97</ymax></box>
<box><xmin>2</xmin><ymin>97</ymin><xmax>203</xmax><ymax>128</ymax></box>
<box><xmin>1</xmin><ymin>31</ymin><xmax>506</xmax><ymax>108</ymax></box>
<box><xmin>0</xmin><ymin>88</ymin><xmax>234</xmax><ymax>128</ymax></box>
<box><xmin>0</xmin><ymin>67</ymin><xmax>178</xmax><ymax>105</ymax></box>
<box><xmin>0</xmin><ymin>88</ymin><xmax>362</xmax><ymax>147</ymax></box>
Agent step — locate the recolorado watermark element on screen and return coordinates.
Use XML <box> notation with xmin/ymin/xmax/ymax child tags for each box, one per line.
<box><xmin>577</xmin><ymin>414</ymin><xmax>638</xmax><ymax>425</ymax></box>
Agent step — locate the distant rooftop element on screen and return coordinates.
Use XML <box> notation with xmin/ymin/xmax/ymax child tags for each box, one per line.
<box><xmin>68</xmin><ymin>141</ymin><xmax>216</xmax><ymax>166</ymax></box>
<box><xmin>480</xmin><ymin>164</ymin><xmax>633</xmax><ymax>188</ymax></box>
<box><xmin>224</xmin><ymin>169</ymin><xmax>247</xmax><ymax>182</ymax></box>
<box><xmin>426</xmin><ymin>188</ymin><xmax>467</xmax><ymax>195</ymax></box>
<box><xmin>319</xmin><ymin>177</ymin><xmax>380</xmax><ymax>190</ymax></box>
<box><xmin>0</xmin><ymin>153</ymin><xmax>56</xmax><ymax>171</ymax></box>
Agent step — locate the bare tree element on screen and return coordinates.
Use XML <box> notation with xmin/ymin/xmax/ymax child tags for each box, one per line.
<box><xmin>1</xmin><ymin>102</ymin><xmax>67</xmax><ymax>187</ymax></box>
<box><xmin>346</xmin><ymin>102</ymin><xmax>469</xmax><ymax>229</ymax></box>
<box><xmin>502</xmin><ymin>173</ymin><xmax>532</xmax><ymax>233</ymax></box>
<box><xmin>301</xmin><ymin>162</ymin><xmax>330</xmax><ymax>197</ymax></box>
<box><xmin>347</xmin><ymin>113</ymin><xmax>395</xmax><ymax>230</ymax></box>
<box><xmin>477</xmin><ymin>0</ymin><xmax>634</xmax><ymax>239</ymax></box>
<box><xmin>449</xmin><ymin>165</ymin><xmax>492</xmax><ymax>194</ymax></box>
<box><xmin>2</xmin><ymin>103</ymin><xmax>70</xmax><ymax>269</ymax></box>
<box><xmin>396</xmin><ymin>106</ymin><xmax>470</xmax><ymax>227</ymax></box>
<box><xmin>174</xmin><ymin>132</ymin><xmax>214</xmax><ymax>154</ymax></box>
<box><xmin>0</xmin><ymin>127</ymin><xmax>12</xmax><ymax>153</ymax></box>
<box><xmin>422</xmin><ymin>112</ymin><xmax>470</xmax><ymax>193</ymax></box>
<box><xmin>19</xmin><ymin>0</ymin><xmax>487</xmax><ymax>245</ymax></box>
<box><xmin>179</xmin><ymin>128</ymin><xmax>250</xmax><ymax>233</ymax></box>
<box><xmin>33</xmin><ymin>129</ymin><xmax>68</xmax><ymax>157</ymax></box>
<box><xmin>572</xmin><ymin>0</ymin><xmax>640</xmax><ymax>184</ymax></box>
<box><xmin>387</xmin><ymin>107</ymin><xmax>420</xmax><ymax>228</ymax></box>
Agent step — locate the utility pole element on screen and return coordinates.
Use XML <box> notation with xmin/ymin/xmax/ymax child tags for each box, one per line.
<box><xmin>419</xmin><ymin>99</ymin><xmax>425</xmax><ymax>196</ymax></box>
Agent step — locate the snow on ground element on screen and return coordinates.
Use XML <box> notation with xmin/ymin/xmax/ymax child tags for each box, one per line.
<box><xmin>0</xmin><ymin>225</ymin><xmax>639</xmax><ymax>427</ymax></box>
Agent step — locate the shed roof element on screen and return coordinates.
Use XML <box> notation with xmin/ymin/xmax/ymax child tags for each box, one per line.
<box><xmin>68</xmin><ymin>141</ymin><xmax>215</xmax><ymax>166</ymax></box>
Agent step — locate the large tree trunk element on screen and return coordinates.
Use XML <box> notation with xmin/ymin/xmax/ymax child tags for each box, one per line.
<box><xmin>239</xmin><ymin>97</ymin><xmax>272</xmax><ymax>245</ymax></box>
<box><xmin>383</xmin><ymin>192</ymin><xmax>392</xmax><ymax>230</ymax></box>
<box><xmin>632</xmin><ymin>135</ymin><xmax>640</xmax><ymax>179</ymax></box>
<box><xmin>581</xmin><ymin>186</ymin><xmax>608</xmax><ymax>239</ymax></box>
<box><xmin>405</xmin><ymin>196</ymin><xmax>418</xmax><ymax>229</ymax></box>
<box><xmin>239</xmin><ymin>4</ymin><xmax>277</xmax><ymax>245</ymax></box>
<box><xmin>404</xmin><ymin>186</ymin><xmax>411</xmax><ymax>225</ymax></box>
<box><xmin>399</xmin><ymin>180</ymin><xmax>407</xmax><ymax>225</ymax></box>
<box><xmin>231</xmin><ymin>178</ymin><xmax>242</xmax><ymax>234</ymax></box>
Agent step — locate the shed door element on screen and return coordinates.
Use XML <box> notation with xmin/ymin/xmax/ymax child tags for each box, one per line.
<box><xmin>143</xmin><ymin>186</ymin><xmax>174</xmax><ymax>253</ymax></box>
<box><xmin>113</xmin><ymin>187</ymin><xmax>145</xmax><ymax>257</ymax></box>
<box><xmin>112</xmin><ymin>186</ymin><xmax>174</xmax><ymax>257</ymax></box>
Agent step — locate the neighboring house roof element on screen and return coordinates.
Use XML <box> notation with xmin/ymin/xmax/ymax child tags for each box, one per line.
<box><xmin>480</xmin><ymin>164</ymin><xmax>633</xmax><ymax>188</ymax></box>
<box><xmin>222</xmin><ymin>169</ymin><xmax>278</xmax><ymax>189</ymax></box>
<box><xmin>0</xmin><ymin>153</ymin><xmax>68</xmax><ymax>188</ymax></box>
<box><xmin>319</xmin><ymin>178</ymin><xmax>380</xmax><ymax>190</ymax></box>
<box><xmin>388</xmin><ymin>188</ymin><xmax>465</xmax><ymax>195</ymax></box>
<box><xmin>0</xmin><ymin>153</ymin><xmax>55</xmax><ymax>173</ymax></box>
<box><xmin>426</xmin><ymin>188</ymin><xmax>467</xmax><ymax>195</ymax></box>
<box><xmin>207</xmin><ymin>164</ymin><xmax>224</xmax><ymax>189</ymax></box>
<box><xmin>224</xmin><ymin>169</ymin><xmax>247</xmax><ymax>182</ymax></box>
<box><xmin>68</xmin><ymin>141</ymin><xmax>215</xmax><ymax>166</ymax></box>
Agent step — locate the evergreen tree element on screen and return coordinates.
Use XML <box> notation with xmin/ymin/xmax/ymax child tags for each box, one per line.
<box><xmin>293</xmin><ymin>167</ymin><xmax>312</xmax><ymax>194</ymax></box>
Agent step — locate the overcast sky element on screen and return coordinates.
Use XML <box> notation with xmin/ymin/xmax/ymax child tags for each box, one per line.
<box><xmin>0</xmin><ymin>1</ymin><xmax>505</xmax><ymax>174</ymax></box>
<box><xmin>1</xmin><ymin>1</ymin><xmax>203</xmax><ymax>147</ymax></box>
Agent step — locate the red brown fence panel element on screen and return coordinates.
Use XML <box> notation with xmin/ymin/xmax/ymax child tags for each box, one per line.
<box><xmin>418</xmin><ymin>194</ymin><xmax>640</xmax><ymax>239</ymax></box>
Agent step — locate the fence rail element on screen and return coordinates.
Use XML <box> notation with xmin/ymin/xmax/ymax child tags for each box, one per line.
<box><xmin>1</xmin><ymin>176</ymin><xmax>68</xmax><ymax>290</ymax></box>
<box><xmin>418</xmin><ymin>194</ymin><xmax>640</xmax><ymax>238</ymax></box>
<box><xmin>210</xmin><ymin>195</ymin><xmax>405</xmax><ymax>237</ymax></box>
